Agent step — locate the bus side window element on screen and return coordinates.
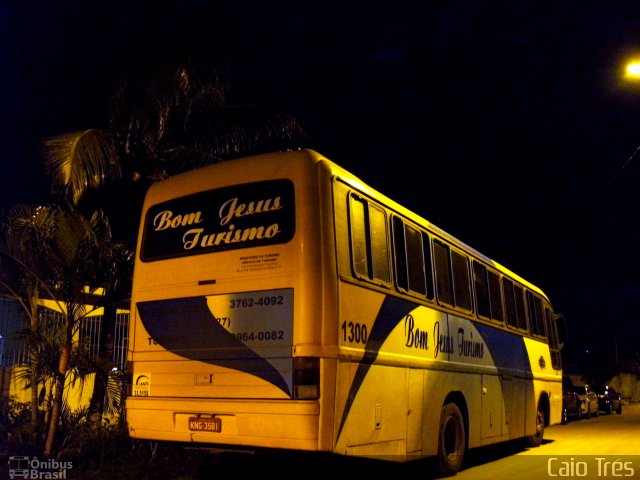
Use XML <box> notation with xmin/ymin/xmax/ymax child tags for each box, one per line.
<box><xmin>405</xmin><ymin>223</ymin><xmax>427</xmax><ymax>296</ymax></box>
<box><xmin>472</xmin><ymin>261</ymin><xmax>491</xmax><ymax>318</ymax></box>
<box><xmin>392</xmin><ymin>217</ymin><xmax>427</xmax><ymax>297</ymax></box>
<box><xmin>513</xmin><ymin>284</ymin><xmax>528</xmax><ymax>331</ymax></box>
<box><xmin>349</xmin><ymin>195</ymin><xmax>390</xmax><ymax>283</ymax></box>
<box><xmin>349</xmin><ymin>196</ymin><xmax>369</xmax><ymax>277</ymax></box>
<box><xmin>487</xmin><ymin>270</ymin><xmax>504</xmax><ymax>322</ymax></box>
<box><xmin>451</xmin><ymin>250</ymin><xmax>472</xmax><ymax>312</ymax></box>
<box><xmin>527</xmin><ymin>291</ymin><xmax>546</xmax><ymax>337</ymax></box>
<box><xmin>422</xmin><ymin>232</ymin><xmax>435</xmax><ymax>300</ymax></box>
<box><xmin>503</xmin><ymin>278</ymin><xmax>517</xmax><ymax>328</ymax></box>
<box><xmin>369</xmin><ymin>204</ymin><xmax>391</xmax><ymax>282</ymax></box>
<box><xmin>526</xmin><ymin>291</ymin><xmax>536</xmax><ymax>334</ymax></box>
<box><xmin>433</xmin><ymin>239</ymin><xmax>453</xmax><ymax>306</ymax></box>
<box><xmin>534</xmin><ymin>296</ymin><xmax>546</xmax><ymax>337</ymax></box>
<box><xmin>392</xmin><ymin>216</ymin><xmax>408</xmax><ymax>290</ymax></box>
<box><xmin>546</xmin><ymin>307</ymin><xmax>563</xmax><ymax>369</ymax></box>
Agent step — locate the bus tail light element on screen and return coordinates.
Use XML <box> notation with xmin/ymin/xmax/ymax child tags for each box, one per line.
<box><xmin>293</xmin><ymin>357</ymin><xmax>319</xmax><ymax>399</ymax></box>
<box><xmin>125</xmin><ymin>360</ymin><xmax>133</xmax><ymax>396</ymax></box>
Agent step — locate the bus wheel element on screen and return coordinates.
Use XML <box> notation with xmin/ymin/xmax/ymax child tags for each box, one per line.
<box><xmin>437</xmin><ymin>403</ymin><xmax>466</xmax><ymax>477</ymax></box>
<box><xmin>526</xmin><ymin>407</ymin><xmax>545</xmax><ymax>447</ymax></box>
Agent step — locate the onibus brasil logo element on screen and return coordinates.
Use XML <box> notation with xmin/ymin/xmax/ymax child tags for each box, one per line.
<box><xmin>8</xmin><ymin>456</ymin><xmax>73</xmax><ymax>479</ymax></box>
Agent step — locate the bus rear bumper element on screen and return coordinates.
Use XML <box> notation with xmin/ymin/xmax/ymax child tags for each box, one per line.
<box><xmin>126</xmin><ymin>396</ymin><xmax>321</xmax><ymax>451</ymax></box>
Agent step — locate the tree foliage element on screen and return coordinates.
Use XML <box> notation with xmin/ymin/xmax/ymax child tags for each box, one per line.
<box><xmin>43</xmin><ymin>64</ymin><xmax>307</xmax><ymax>213</ymax></box>
<box><xmin>0</xmin><ymin>205</ymin><xmax>131</xmax><ymax>457</ymax></box>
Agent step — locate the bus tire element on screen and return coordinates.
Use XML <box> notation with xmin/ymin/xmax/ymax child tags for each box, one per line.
<box><xmin>437</xmin><ymin>402</ymin><xmax>466</xmax><ymax>477</ymax></box>
<box><xmin>526</xmin><ymin>407</ymin><xmax>545</xmax><ymax>448</ymax></box>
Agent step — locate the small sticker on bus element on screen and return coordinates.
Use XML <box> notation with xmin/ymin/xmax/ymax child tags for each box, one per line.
<box><xmin>133</xmin><ymin>373</ymin><xmax>150</xmax><ymax>397</ymax></box>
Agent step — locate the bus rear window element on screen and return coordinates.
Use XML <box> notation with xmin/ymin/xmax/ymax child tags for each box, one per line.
<box><xmin>140</xmin><ymin>179</ymin><xmax>295</xmax><ymax>261</ymax></box>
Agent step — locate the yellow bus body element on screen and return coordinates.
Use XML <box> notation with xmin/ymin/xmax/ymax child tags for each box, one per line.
<box><xmin>126</xmin><ymin>149</ymin><xmax>562</xmax><ymax>469</ymax></box>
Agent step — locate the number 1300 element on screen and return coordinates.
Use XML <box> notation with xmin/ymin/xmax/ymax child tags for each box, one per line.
<box><xmin>341</xmin><ymin>321</ymin><xmax>368</xmax><ymax>344</ymax></box>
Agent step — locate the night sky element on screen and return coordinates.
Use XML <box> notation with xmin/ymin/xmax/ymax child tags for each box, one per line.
<box><xmin>2</xmin><ymin>1</ymin><xmax>640</xmax><ymax>363</ymax></box>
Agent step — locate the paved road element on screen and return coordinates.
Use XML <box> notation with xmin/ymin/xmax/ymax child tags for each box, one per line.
<box><xmin>448</xmin><ymin>403</ymin><xmax>640</xmax><ymax>480</ymax></box>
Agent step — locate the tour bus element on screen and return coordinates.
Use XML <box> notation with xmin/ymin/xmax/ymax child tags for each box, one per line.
<box><xmin>126</xmin><ymin>148</ymin><xmax>564</xmax><ymax>476</ymax></box>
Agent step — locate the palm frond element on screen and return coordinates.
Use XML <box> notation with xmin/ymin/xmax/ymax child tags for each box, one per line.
<box><xmin>179</xmin><ymin>105</ymin><xmax>307</xmax><ymax>166</ymax></box>
<box><xmin>108</xmin><ymin>64</ymin><xmax>227</xmax><ymax>176</ymax></box>
<box><xmin>42</xmin><ymin>130</ymin><xmax>121</xmax><ymax>206</ymax></box>
<box><xmin>0</xmin><ymin>204</ymin><xmax>68</xmax><ymax>300</ymax></box>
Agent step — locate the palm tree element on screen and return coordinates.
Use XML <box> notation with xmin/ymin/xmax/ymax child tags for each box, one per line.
<box><xmin>38</xmin><ymin>208</ymin><xmax>117</xmax><ymax>457</ymax></box>
<box><xmin>42</xmin><ymin>64</ymin><xmax>307</xmax><ymax>243</ymax></box>
<box><xmin>0</xmin><ymin>204</ymin><xmax>125</xmax><ymax>456</ymax></box>
<box><xmin>0</xmin><ymin>205</ymin><xmax>65</xmax><ymax>433</ymax></box>
<box><xmin>84</xmin><ymin>211</ymin><xmax>133</xmax><ymax>423</ymax></box>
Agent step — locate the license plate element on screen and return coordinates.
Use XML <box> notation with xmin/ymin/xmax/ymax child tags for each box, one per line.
<box><xmin>188</xmin><ymin>417</ymin><xmax>221</xmax><ymax>432</ymax></box>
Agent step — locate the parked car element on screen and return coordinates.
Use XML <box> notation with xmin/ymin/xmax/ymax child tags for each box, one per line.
<box><xmin>571</xmin><ymin>384</ymin><xmax>599</xmax><ymax>418</ymax></box>
<box><xmin>561</xmin><ymin>376</ymin><xmax>582</xmax><ymax>424</ymax></box>
<box><xmin>592</xmin><ymin>385</ymin><xmax>623</xmax><ymax>415</ymax></box>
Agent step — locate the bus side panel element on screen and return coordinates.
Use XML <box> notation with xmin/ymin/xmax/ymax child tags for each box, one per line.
<box><xmin>334</xmin><ymin>360</ymin><xmax>429</xmax><ymax>460</ymax></box>
<box><xmin>344</xmin><ymin>363</ymin><xmax>408</xmax><ymax>456</ymax></box>
<box><xmin>502</xmin><ymin>374</ymin><xmax>527</xmax><ymax>439</ymax></box>
<box><xmin>332</xmin><ymin>283</ymin><xmax>550</xmax><ymax>458</ymax></box>
<box><xmin>524</xmin><ymin>336</ymin><xmax>563</xmax><ymax>427</ymax></box>
<box><xmin>407</xmin><ymin>368</ymin><xmax>424</xmax><ymax>455</ymax></box>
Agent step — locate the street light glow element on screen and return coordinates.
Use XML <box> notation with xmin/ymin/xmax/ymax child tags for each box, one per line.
<box><xmin>625</xmin><ymin>60</ymin><xmax>640</xmax><ymax>79</ymax></box>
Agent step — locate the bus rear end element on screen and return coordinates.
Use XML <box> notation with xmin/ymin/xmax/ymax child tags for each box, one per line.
<box><xmin>126</xmin><ymin>149</ymin><xmax>336</xmax><ymax>452</ymax></box>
